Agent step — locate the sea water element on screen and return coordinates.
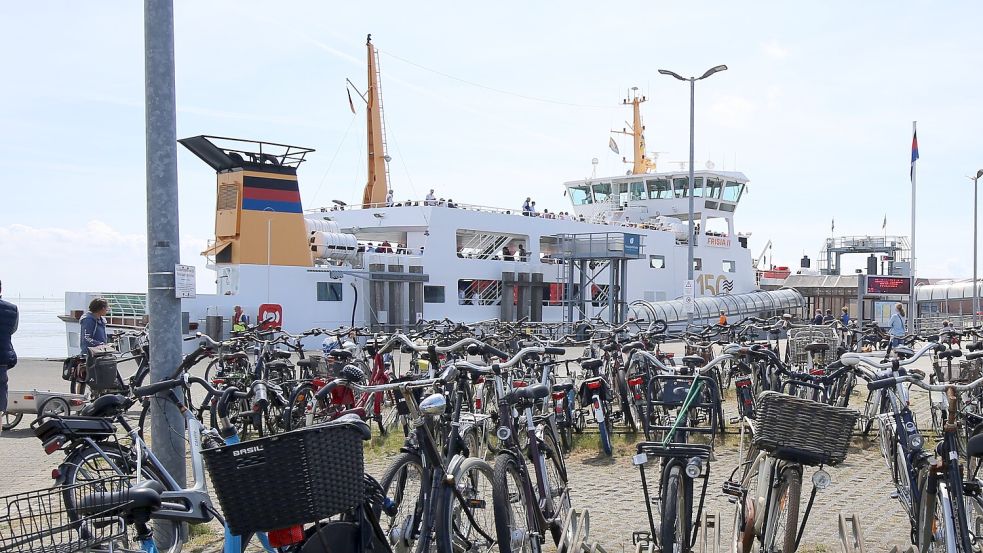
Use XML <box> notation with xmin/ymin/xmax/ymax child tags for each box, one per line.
<box><xmin>7</xmin><ymin>298</ymin><xmax>66</xmax><ymax>359</ymax></box>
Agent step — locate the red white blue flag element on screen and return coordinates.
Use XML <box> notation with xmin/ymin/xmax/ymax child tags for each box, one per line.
<box><xmin>910</xmin><ymin>130</ymin><xmax>919</xmax><ymax>181</ymax></box>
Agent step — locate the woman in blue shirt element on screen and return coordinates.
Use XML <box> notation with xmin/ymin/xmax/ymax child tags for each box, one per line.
<box><xmin>888</xmin><ymin>302</ymin><xmax>906</xmax><ymax>348</ymax></box>
<box><xmin>79</xmin><ymin>298</ymin><xmax>109</xmax><ymax>356</ymax></box>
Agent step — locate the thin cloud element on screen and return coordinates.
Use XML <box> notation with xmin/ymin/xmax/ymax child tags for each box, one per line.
<box><xmin>761</xmin><ymin>39</ymin><xmax>789</xmax><ymax>60</ymax></box>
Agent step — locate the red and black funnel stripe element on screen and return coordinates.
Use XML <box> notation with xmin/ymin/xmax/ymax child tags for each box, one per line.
<box><xmin>241</xmin><ymin>175</ymin><xmax>302</xmax><ymax>213</ymax></box>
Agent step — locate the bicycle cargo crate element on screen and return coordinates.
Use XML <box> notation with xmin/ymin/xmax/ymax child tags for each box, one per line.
<box><xmin>753</xmin><ymin>391</ymin><xmax>859</xmax><ymax>466</ymax></box>
<box><xmin>203</xmin><ymin>419</ymin><xmax>368</xmax><ymax>535</ymax></box>
<box><xmin>85</xmin><ymin>355</ymin><xmax>119</xmax><ymax>390</ymax></box>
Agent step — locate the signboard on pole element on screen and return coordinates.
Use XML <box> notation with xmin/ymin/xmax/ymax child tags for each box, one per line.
<box><xmin>866</xmin><ymin>276</ymin><xmax>912</xmax><ymax>295</ymax></box>
<box><xmin>623</xmin><ymin>233</ymin><xmax>641</xmax><ymax>256</ymax></box>
<box><xmin>682</xmin><ymin>279</ymin><xmax>695</xmax><ymax>314</ymax></box>
<box><xmin>175</xmin><ymin>264</ymin><xmax>196</xmax><ymax>299</ymax></box>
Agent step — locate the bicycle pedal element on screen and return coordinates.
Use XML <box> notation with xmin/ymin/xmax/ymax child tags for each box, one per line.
<box><xmin>722</xmin><ymin>480</ymin><xmax>744</xmax><ymax>498</ymax></box>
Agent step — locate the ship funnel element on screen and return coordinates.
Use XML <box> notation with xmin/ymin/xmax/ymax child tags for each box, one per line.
<box><xmin>180</xmin><ymin>135</ymin><xmax>316</xmax><ymax>267</ymax></box>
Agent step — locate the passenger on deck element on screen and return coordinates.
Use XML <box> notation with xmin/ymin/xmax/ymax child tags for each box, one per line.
<box><xmin>517</xmin><ymin>244</ymin><xmax>527</xmax><ymax>262</ymax></box>
<box><xmin>531</xmin><ymin>201</ymin><xmax>538</xmax><ymax>216</ymax></box>
<box><xmin>379</xmin><ymin>240</ymin><xmax>392</xmax><ymax>253</ymax></box>
<box><xmin>425</xmin><ymin>189</ymin><xmax>437</xmax><ymax>206</ymax></box>
<box><xmin>503</xmin><ymin>246</ymin><xmax>514</xmax><ymax>261</ymax></box>
<box><xmin>522</xmin><ymin>197</ymin><xmax>532</xmax><ymax>215</ymax></box>
<box><xmin>385</xmin><ymin>189</ymin><xmax>394</xmax><ymax>207</ymax></box>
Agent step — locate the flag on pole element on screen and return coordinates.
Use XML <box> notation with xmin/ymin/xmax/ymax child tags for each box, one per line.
<box><xmin>831</xmin><ymin>218</ymin><xmax>835</xmax><ymax>233</ymax></box>
<box><xmin>609</xmin><ymin>137</ymin><xmax>620</xmax><ymax>155</ymax></box>
<box><xmin>910</xmin><ymin>130</ymin><xmax>919</xmax><ymax>181</ymax></box>
<box><xmin>347</xmin><ymin>88</ymin><xmax>356</xmax><ymax>114</ymax></box>
<box><xmin>882</xmin><ymin>214</ymin><xmax>887</xmax><ymax>230</ymax></box>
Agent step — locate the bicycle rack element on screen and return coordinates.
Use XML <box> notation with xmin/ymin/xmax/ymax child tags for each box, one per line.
<box><xmin>558</xmin><ymin>508</ymin><xmax>607</xmax><ymax>553</ymax></box>
<box><xmin>837</xmin><ymin>512</ymin><xmax>866</xmax><ymax>553</ymax></box>
<box><xmin>697</xmin><ymin>512</ymin><xmax>720</xmax><ymax>553</ymax></box>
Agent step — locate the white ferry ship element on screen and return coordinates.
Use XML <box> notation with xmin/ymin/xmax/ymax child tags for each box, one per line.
<box><xmin>62</xmin><ymin>36</ymin><xmax>797</xmax><ymax>353</ymax></box>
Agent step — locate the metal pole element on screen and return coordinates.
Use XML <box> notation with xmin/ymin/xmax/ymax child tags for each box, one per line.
<box><xmin>910</xmin><ymin>121</ymin><xmax>917</xmax><ymax>326</ymax></box>
<box><xmin>144</xmin><ymin>0</ymin><xmax>184</xmax><ymax>544</ymax></box>
<box><xmin>975</xmin><ymin>176</ymin><xmax>979</xmax><ymax>326</ymax></box>
<box><xmin>687</xmin><ymin>77</ymin><xmax>696</xmax><ymax>326</ymax></box>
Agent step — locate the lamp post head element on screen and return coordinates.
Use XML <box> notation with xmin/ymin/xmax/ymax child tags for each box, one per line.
<box><xmin>658</xmin><ymin>69</ymin><xmax>687</xmax><ymax>81</ymax></box>
<box><xmin>698</xmin><ymin>65</ymin><xmax>728</xmax><ymax>80</ymax></box>
<box><xmin>977</xmin><ymin>169</ymin><xmax>983</xmax><ymax>180</ymax></box>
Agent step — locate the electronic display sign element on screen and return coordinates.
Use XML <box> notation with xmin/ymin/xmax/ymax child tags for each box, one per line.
<box><xmin>865</xmin><ymin>276</ymin><xmax>911</xmax><ymax>295</ymax></box>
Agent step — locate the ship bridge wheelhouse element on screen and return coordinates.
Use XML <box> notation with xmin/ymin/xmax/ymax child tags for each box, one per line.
<box><xmin>563</xmin><ymin>170</ymin><xmax>748</xmax><ymax>243</ymax></box>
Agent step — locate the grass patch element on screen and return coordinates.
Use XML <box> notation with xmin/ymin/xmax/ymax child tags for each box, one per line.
<box><xmin>364</xmin><ymin>427</ymin><xmax>408</xmax><ymax>460</ymax></box>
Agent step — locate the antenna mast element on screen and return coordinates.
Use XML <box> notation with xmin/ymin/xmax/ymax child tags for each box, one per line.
<box><xmin>361</xmin><ymin>34</ymin><xmax>389</xmax><ymax>207</ymax></box>
<box><xmin>611</xmin><ymin>87</ymin><xmax>656</xmax><ymax>174</ymax></box>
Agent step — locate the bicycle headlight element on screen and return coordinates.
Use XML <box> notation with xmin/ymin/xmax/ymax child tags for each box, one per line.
<box><xmin>685</xmin><ymin>457</ymin><xmax>704</xmax><ymax>479</ymax></box>
<box><xmin>812</xmin><ymin>469</ymin><xmax>831</xmax><ymax>490</ymax></box>
<box><xmin>496</xmin><ymin>426</ymin><xmax>512</xmax><ymax>441</ymax></box>
<box><xmin>909</xmin><ymin>433</ymin><xmax>924</xmax><ymax>450</ymax></box>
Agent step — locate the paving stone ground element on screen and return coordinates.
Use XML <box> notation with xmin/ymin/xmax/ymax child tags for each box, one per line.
<box><xmin>2</xmin><ymin>348</ymin><xmax>944</xmax><ymax>551</ymax></box>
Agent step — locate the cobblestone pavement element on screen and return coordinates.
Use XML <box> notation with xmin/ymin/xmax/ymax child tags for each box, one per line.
<box><xmin>3</xmin><ymin>353</ymin><xmax>938</xmax><ymax>551</ymax></box>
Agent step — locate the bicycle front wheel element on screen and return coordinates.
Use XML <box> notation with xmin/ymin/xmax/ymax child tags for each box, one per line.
<box><xmin>764</xmin><ymin>466</ymin><xmax>801</xmax><ymax>553</ymax></box>
<box><xmin>437</xmin><ymin>457</ymin><xmax>497</xmax><ymax>553</ymax></box>
<box><xmin>492</xmin><ymin>454</ymin><xmax>541</xmax><ymax>553</ymax></box>
<box><xmin>660</xmin><ymin>465</ymin><xmax>690</xmax><ymax>553</ymax></box>
<box><xmin>379</xmin><ymin>452</ymin><xmax>427</xmax><ymax>553</ymax></box>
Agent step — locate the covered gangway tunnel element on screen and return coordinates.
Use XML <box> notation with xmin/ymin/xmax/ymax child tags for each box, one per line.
<box><xmin>629</xmin><ymin>288</ymin><xmax>805</xmax><ymax>327</ymax></box>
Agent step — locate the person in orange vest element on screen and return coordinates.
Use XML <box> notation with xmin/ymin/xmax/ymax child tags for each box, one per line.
<box><xmin>718</xmin><ymin>311</ymin><xmax>728</xmax><ymax>326</ymax></box>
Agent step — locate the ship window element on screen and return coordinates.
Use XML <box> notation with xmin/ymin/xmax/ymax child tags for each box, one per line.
<box><xmin>723</xmin><ymin>181</ymin><xmax>743</xmax><ymax>202</ymax></box>
<box><xmin>568</xmin><ymin>184</ymin><xmax>592</xmax><ymax>206</ymax></box>
<box><xmin>672</xmin><ymin>177</ymin><xmax>689</xmax><ymax>198</ymax></box>
<box><xmin>593</xmin><ymin>182</ymin><xmax>612</xmax><ymax>202</ymax></box>
<box><xmin>424</xmin><ymin>285</ymin><xmax>445</xmax><ymax>303</ymax></box>
<box><xmin>629</xmin><ymin>181</ymin><xmax>645</xmax><ymax>201</ymax></box>
<box><xmin>648</xmin><ymin>179</ymin><xmax>672</xmax><ymax>199</ymax></box>
<box><xmin>706</xmin><ymin>178</ymin><xmax>723</xmax><ymax>199</ymax></box>
<box><xmin>316</xmin><ymin>282</ymin><xmax>343</xmax><ymax>301</ymax></box>
<box><xmin>693</xmin><ymin>258</ymin><xmax>703</xmax><ymax>271</ymax></box>
<box><xmin>723</xmin><ymin>260</ymin><xmax>736</xmax><ymax>273</ymax></box>
<box><xmin>649</xmin><ymin>255</ymin><xmax>666</xmax><ymax>269</ymax></box>
<box><xmin>691</xmin><ymin>177</ymin><xmax>705</xmax><ymax>198</ymax></box>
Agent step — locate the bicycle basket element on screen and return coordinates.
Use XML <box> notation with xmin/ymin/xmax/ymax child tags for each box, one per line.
<box><xmin>753</xmin><ymin>391</ymin><xmax>859</xmax><ymax>466</ymax></box>
<box><xmin>0</xmin><ymin>476</ymin><xmax>128</xmax><ymax>553</ymax></box>
<box><xmin>203</xmin><ymin>418</ymin><xmax>369</xmax><ymax>535</ymax></box>
<box><xmin>940</xmin><ymin>360</ymin><xmax>982</xmax><ymax>383</ymax></box>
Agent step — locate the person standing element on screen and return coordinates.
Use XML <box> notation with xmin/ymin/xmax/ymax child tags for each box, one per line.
<box><xmin>385</xmin><ymin>189</ymin><xmax>394</xmax><ymax>207</ymax></box>
<box><xmin>232</xmin><ymin>305</ymin><xmax>250</xmax><ymax>333</ymax></box>
<box><xmin>80</xmin><ymin>298</ymin><xmax>110</xmax><ymax>356</ymax></box>
<box><xmin>840</xmin><ymin>306</ymin><xmax>850</xmax><ymax>327</ymax></box>
<box><xmin>812</xmin><ymin>310</ymin><xmax>824</xmax><ymax>325</ymax></box>
<box><xmin>0</xmin><ymin>281</ymin><xmax>18</xmax><ymax>434</ymax></box>
<box><xmin>425</xmin><ymin>189</ymin><xmax>436</xmax><ymax>206</ymax></box>
<box><xmin>718</xmin><ymin>311</ymin><xmax>728</xmax><ymax>326</ymax></box>
<box><xmin>888</xmin><ymin>302</ymin><xmax>907</xmax><ymax>348</ymax></box>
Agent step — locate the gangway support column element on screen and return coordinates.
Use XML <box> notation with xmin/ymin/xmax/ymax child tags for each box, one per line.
<box><xmin>144</xmin><ymin>0</ymin><xmax>185</xmax><ymax>544</ymax></box>
<box><xmin>530</xmin><ymin>273</ymin><xmax>543</xmax><ymax>322</ymax></box>
<box><xmin>501</xmin><ymin>272</ymin><xmax>515</xmax><ymax>322</ymax></box>
<box><xmin>517</xmin><ymin>272</ymin><xmax>529</xmax><ymax>321</ymax></box>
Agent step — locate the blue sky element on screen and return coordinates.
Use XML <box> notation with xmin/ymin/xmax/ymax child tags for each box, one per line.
<box><xmin>2</xmin><ymin>1</ymin><xmax>982</xmax><ymax>297</ymax></box>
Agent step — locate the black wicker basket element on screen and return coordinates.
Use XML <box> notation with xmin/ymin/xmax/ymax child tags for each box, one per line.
<box><xmin>753</xmin><ymin>391</ymin><xmax>859</xmax><ymax>466</ymax></box>
<box><xmin>203</xmin><ymin>419</ymin><xmax>368</xmax><ymax>535</ymax></box>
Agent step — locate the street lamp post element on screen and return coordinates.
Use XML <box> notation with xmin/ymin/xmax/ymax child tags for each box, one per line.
<box><xmin>658</xmin><ymin>65</ymin><xmax>728</xmax><ymax>326</ymax></box>
<box><xmin>973</xmin><ymin>169</ymin><xmax>983</xmax><ymax>326</ymax></box>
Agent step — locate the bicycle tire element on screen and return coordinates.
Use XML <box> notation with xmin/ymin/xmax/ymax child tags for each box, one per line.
<box><xmin>766</xmin><ymin>466</ymin><xmax>801</xmax><ymax>553</ymax></box>
<box><xmin>492</xmin><ymin>453</ymin><xmax>541</xmax><ymax>553</ymax></box>
<box><xmin>660</xmin><ymin>465</ymin><xmax>689</xmax><ymax>553</ymax></box>
<box><xmin>61</xmin><ymin>443</ymin><xmax>181</xmax><ymax>552</ymax></box>
<box><xmin>861</xmin><ymin>390</ymin><xmax>880</xmax><ymax>436</ymax></box>
<box><xmin>379</xmin><ymin>452</ymin><xmax>428</xmax><ymax>553</ymax></box>
<box><xmin>616</xmin><ymin>369</ymin><xmax>636</xmax><ymax>433</ymax></box>
<box><xmin>597</xmin><ymin>411</ymin><xmax>613</xmax><ymax>456</ymax></box>
<box><xmin>436</xmin><ymin>456</ymin><xmax>497</xmax><ymax>553</ymax></box>
<box><xmin>540</xmin><ymin>430</ymin><xmax>570</xmax><ymax>545</ymax></box>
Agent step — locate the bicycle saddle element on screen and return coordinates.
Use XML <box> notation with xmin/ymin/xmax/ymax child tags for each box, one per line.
<box><xmin>968</xmin><ymin>433</ymin><xmax>983</xmax><ymax>458</ymax></box>
<box><xmin>938</xmin><ymin>349</ymin><xmax>963</xmax><ymax>360</ymax></box>
<box><xmin>966</xmin><ymin>351</ymin><xmax>983</xmax><ymax>361</ymax></box>
<box><xmin>968</xmin><ymin>341</ymin><xmax>983</xmax><ymax>352</ymax></box>
<box><xmin>581</xmin><ymin>359</ymin><xmax>603</xmax><ymax>371</ymax></box>
<box><xmin>681</xmin><ymin>355</ymin><xmax>706</xmax><ymax>367</ymax></box>
<box><xmin>79</xmin><ymin>394</ymin><xmax>128</xmax><ymax>417</ymax></box>
<box><xmin>551</xmin><ymin>382</ymin><xmax>575</xmax><ymax>392</ymax></box>
<box><xmin>803</xmin><ymin>342</ymin><xmax>830</xmax><ymax>354</ymax></box>
<box><xmin>506</xmin><ymin>383</ymin><xmax>549</xmax><ymax>404</ymax></box>
<box><xmin>329</xmin><ymin>349</ymin><xmax>353</xmax><ymax>361</ymax></box>
<box><xmin>77</xmin><ymin>479</ymin><xmax>164</xmax><ymax>517</ymax></box>
<box><xmin>892</xmin><ymin>346</ymin><xmax>914</xmax><ymax>359</ymax></box>
<box><xmin>273</xmin><ymin>351</ymin><xmax>292</xmax><ymax>360</ymax></box>
<box><xmin>296</xmin><ymin>358</ymin><xmax>319</xmax><ymax>369</ymax></box>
